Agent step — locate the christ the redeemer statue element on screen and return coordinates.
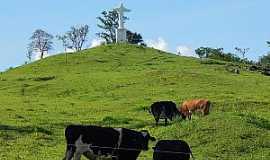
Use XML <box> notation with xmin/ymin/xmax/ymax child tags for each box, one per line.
<box><xmin>114</xmin><ymin>3</ymin><xmax>131</xmax><ymax>43</ymax></box>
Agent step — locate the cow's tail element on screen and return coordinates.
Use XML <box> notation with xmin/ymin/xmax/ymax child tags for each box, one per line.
<box><xmin>190</xmin><ymin>150</ymin><xmax>195</xmax><ymax>160</ymax></box>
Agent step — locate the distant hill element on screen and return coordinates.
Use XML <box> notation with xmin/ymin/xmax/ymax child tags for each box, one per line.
<box><xmin>0</xmin><ymin>44</ymin><xmax>269</xmax><ymax>159</ymax></box>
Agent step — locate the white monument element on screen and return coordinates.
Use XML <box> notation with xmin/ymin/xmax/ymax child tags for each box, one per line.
<box><xmin>114</xmin><ymin>3</ymin><xmax>130</xmax><ymax>43</ymax></box>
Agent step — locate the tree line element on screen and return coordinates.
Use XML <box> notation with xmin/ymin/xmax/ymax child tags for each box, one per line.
<box><xmin>194</xmin><ymin>44</ymin><xmax>270</xmax><ymax>66</ymax></box>
<box><xmin>27</xmin><ymin>9</ymin><xmax>144</xmax><ymax>62</ymax></box>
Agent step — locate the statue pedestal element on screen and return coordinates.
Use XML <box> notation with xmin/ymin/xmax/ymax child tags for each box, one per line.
<box><xmin>116</xmin><ymin>28</ymin><xmax>127</xmax><ymax>43</ymax></box>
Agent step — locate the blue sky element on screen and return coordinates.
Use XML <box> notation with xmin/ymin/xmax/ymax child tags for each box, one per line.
<box><xmin>1</xmin><ymin>0</ymin><xmax>270</xmax><ymax>71</ymax></box>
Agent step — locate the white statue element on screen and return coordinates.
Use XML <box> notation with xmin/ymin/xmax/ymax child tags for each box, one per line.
<box><xmin>114</xmin><ymin>3</ymin><xmax>131</xmax><ymax>43</ymax></box>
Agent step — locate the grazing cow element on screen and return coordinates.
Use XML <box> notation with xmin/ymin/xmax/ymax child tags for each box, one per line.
<box><xmin>153</xmin><ymin>140</ymin><xmax>193</xmax><ymax>160</ymax></box>
<box><xmin>179</xmin><ymin>99</ymin><xmax>211</xmax><ymax>120</ymax></box>
<box><xmin>63</xmin><ymin>125</ymin><xmax>156</xmax><ymax>160</ymax></box>
<box><xmin>150</xmin><ymin>101</ymin><xmax>185</xmax><ymax>125</ymax></box>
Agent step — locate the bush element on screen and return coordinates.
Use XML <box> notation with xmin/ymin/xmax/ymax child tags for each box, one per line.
<box><xmin>33</xmin><ymin>76</ymin><xmax>55</xmax><ymax>81</ymax></box>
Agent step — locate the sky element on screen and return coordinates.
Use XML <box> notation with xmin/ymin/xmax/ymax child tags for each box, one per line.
<box><xmin>1</xmin><ymin>0</ymin><xmax>270</xmax><ymax>71</ymax></box>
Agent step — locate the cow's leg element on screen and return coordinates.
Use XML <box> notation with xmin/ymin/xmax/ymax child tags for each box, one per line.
<box><xmin>63</xmin><ymin>146</ymin><xmax>75</xmax><ymax>160</ymax></box>
<box><xmin>204</xmin><ymin>106</ymin><xmax>210</xmax><ymax>115</ymax></box>
<box><xmin>201</xmin><ymin>109</ymin><xmax>205</xmax><ymax>116</ymax></box>
<box><xmin>188</xmin><ymin>111</ymin><xmax>192</xmax><ymax>120</ymax></box>
<box><xmin>154</xmin><ymin>116</ymin><xmax>159</xmax><ymax>125</ymax></box>
<box><xmin>83</xmin><ymin>151</ymin><xmax>97</xmax><ymax>160</ymax></box>
<box><xmin>165</xmin><ymin>118</ymin><xmax>168</xmax><ymax>126</ymax></box>
<box><xmin>74</xmin><ymin>152</ymin><xmax>82</xmax><ymax>160</ymax></box>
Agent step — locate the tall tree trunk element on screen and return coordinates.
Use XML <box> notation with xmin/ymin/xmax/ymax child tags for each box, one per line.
<box><xmin>40</xmin><ymin>51</ymin><xmax>44</xmax><ymax>59</ymax></box>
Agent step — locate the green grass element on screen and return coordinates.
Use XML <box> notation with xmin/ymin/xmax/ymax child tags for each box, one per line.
<box><xmin>0</xmin><ymin>44</ymin><xmax>269</xmax><ymax>159</ymax></box>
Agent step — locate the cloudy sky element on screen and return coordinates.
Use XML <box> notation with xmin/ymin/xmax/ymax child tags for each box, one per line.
<box><xmin>1</xmin><ymin>0</ymin><xmax>270</xmax><ymax>71</ymax></box>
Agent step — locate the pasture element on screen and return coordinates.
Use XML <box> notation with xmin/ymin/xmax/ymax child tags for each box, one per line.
<box><xmin>0</xmin><ymin>44</ymin><xmax>269</xmax><ymax>159</ymax></box>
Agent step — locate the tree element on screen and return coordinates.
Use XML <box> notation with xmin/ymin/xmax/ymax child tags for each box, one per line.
<box><xmin>56</xmin><ymin>35</ymin><xmax>71</xmax><ymax>64</ymax></box>
<box><xmin>235</xmin><ymin>47</ymin><xmax>249</xmax><ymax>60</ymax></box>
<box><xmin>259</xmin><ymin>53</ymin><xmax>270</xmax><ymax>66</ymax></box>
<box><xmin>267</xmin><ymin>41</ymin><xmax>270</xmax><ymax>47</ymax></box>
<box><xmin>56</xmin><ymin>34</ymin><xmax>70</xmax><ymax>52</ymax></box>
<box><xmin>127</xmin><ymin>31</ymin><xmax>144</xmax><ymax>44</ymax></box>
<box><xmin>26</xmin><ymin>47</ymin><xmax>33</xmax><ymax>62</ymax></box>
<box><xmin>97</xmin><ymin>10</ymin><xmax>120</xmax><ymax>43</ymax></box>
<box><xmin>195</xmin><ymin>47</ymin><xmax>242</xmax><ymax>63</ymax></box>
<box><xmin>28</xmin><ymin>29</ymin><xmax>53</xmax><ymax>59</ymax></box>
<box><xmin>66</xmin><ymin>25</ymin><xmax>89</xmax><ymax>52</ymax></box>
<box><xmin>195</xmin><ymin>47</ymin><xmax>207</xmax><ymax>59</ymax></box>
<box><xmin>97</xmin><ymin>10</ymin><xmax>144</xmax><ymax>44</ymax></box>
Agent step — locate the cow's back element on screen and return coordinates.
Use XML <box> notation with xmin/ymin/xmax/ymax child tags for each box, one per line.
<box><xmin>65</xmin><ymin>125</ymin><xmax>120</xmax><ymax>156</ymax></box>
<box><xmin>181</xmin><ymin>99</ymin><xmax>210</xmax><ymax>112</ymax></box>
<box><xmin>150</xmin><ymin>101</ymin><xmax>178</xmax><ymax>119</ymax></box>
<box><xmin>153</xmin><ymin>140</ymin><xmax>191</xmax><ymax>160</ymax></box>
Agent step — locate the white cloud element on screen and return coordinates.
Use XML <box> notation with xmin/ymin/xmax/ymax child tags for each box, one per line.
<box><xmin>146</xmin><ymin>37</ymin><xmax>169</xmax><ymax>52</ymax></box>
<box><xmin>176</xmin><ymin>45</ymin><xmax>197</xmax><ymax>57</ymax></box>
<box><xmin>90</xmin><ymin>38</ymin><xmax>105</xmax><ymax>48</ymax></box>
<box><xmin>33</xmin><ymin>51</ymin><xmax>50</xmax><ymax>61</ymax></box>
<box><xmin>66</xmin><ymin>48</ymin><xmax>75</xmax><ymax>53</ymax></box>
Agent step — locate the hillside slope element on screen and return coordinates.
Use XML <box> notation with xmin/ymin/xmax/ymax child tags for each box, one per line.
<box><xmin>0</xmin><ymin>44</ymin><xmax>269</xmax><ymax>159</ymax></box>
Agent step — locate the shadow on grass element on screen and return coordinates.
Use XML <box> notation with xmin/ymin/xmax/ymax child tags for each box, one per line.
<box><xmin>246</xmin><ymin>115</ymin><xmax>270</xmax><ymax>130</ymax></box>
<box><xmin>238</xmin><ymin>113</ymin><xmax>270</xmax><ymax>130</ymax></box>
<box><xmin>93</xmin><ymin>116</ymin><xmax>154</xmax><ymax>129</ymax></box>
<box><xmin>0</xmin><ymin>124</ymin><xmax>53</xmax><ymax>135</ymax></box>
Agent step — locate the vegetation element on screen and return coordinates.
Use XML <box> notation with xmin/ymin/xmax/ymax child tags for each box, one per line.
<box><xmin>127</xmin><ymin>30</ymin><xmax>144</xmax><ymax>45</ymax></box>
<box><xmin>194</xmin><ymin>47</ymin><xmax>256</xmax><ymax>65</ymax></box>
<box><xmin>57</xmin><ymin>25</ymin><xmax>89</xmax><ymax>52</ymax></box>
<box><xmin>96</xmin><ymin>10</ymin><xmax>144</xmax><ymax>44</ymax></box>
<box><xmin>0</xmin><ymin>44</ymin><xmax>269</xmax><ymax>159</ymax></box>
<box><xmin>235</xmin><ymin>47</ymin><xmax>250</xmax><ymax>61</ymax></box>
<box><xmin>259</xmin><ymin>53</ymin><xmax>270</xmax><ymax>66</ymax></box>
<box><xmin>27</xmin><ymin>29</ymin><xmax>54</xmax><ymax>60</ymax></box>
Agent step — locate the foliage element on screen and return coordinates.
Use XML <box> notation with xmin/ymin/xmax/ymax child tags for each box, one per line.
<box><xmin>0</xmin><ymin>44</ymin><xmax>269</xmax><ymax>159</ymax></box>
<box><xmin>97</xmin><ymin>10</ymin><xmax>120</xmax><ymax>43</ymax></box>
<box><xmin>235</xmin><ymin>47</ymin><xmax>250</xmax><ymax>60</ymax></box>
<box><xmin>97</xmin><ymin>10</ymin><xmax>144</xmax><ymax>44</ymax></box>
<box><xmin>65</xmin><ymin>25</ymin><xmax>89</xmax><ymax>52</ymax></box>
<box><xmin>195</xmin><ymin>47</ymin><xmax>244</xmax><ymax>63</ymax></box>
<box><xmin>26</xmin><ymin>47</ymin><xmax>33</xmax><ymax>62</ymax></box>
<box><xmin>195</xmin><ymin>47</ymin><xmax>207</xmax><ymax>58</ymax></box>
<box><xmin>27</xmin><ymin>29</ymin><xmax>53</xmax><ymax>59</ymax></box>
<box><xmin>56</xmin><ymin>34</ymin><xmax>70</xmax><ymax>52</ymax></box>
<box><xmin>56</xmin><ymin>34</ymin><xmax>71</xmax><ymax>64</ymax></box>
<box><xmin>259</xmin><ymin>53</ymin><xmax>270</xmax><ymax>66</ymax></box>
<box><xmin>57</xmin><ymin>25</ymin><xmax>89</xmax><ymax>52</ymax></box>
<box><xmin>127</xmin><ymin>30</ymin><xmax>144</xmax><ymax>45</ymax></box>
<box><xmin>267</xmin><ymin>41</ymin><xmax>270</xmax><ymax>47</ymax></box>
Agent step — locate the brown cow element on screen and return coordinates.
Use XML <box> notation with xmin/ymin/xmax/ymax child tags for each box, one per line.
<box><xmin>179</xmin><ymin>99</ymin><xmax>211</xmax><ymax>120</ymax></box>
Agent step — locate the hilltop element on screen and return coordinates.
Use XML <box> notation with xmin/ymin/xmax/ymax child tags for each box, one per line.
<box><xmin>0</xmin><ymin>44</ymin><xmax>269</xmax><ymax>159</ymax></box>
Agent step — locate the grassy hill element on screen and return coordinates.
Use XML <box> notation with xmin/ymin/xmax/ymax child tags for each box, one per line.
<box><xmin>0</xmin><ymin>44</ymin><xmax>269</xmax><ymax>159</ymax></box>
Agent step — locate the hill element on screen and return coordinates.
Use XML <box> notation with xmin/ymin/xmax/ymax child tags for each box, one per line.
<box><xmin>0</xmin><ymin>44</ymin><xmax>269</xmax><ymax>159</ymax></box>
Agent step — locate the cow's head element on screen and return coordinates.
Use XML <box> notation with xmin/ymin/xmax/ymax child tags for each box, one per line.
<box><xmin>140</xmin><ymin>130</ymin><xmax>156</xmax><ymax>150</ymax></box>
<box><xmin>179</xmin><ymin>110</ymin><xmax>187</xmax><ymax>120</ymax></box>
<box><xmin>177</xmin><ymin>107</ymin><xmax>187</xmax><ymax>120</ymax></box>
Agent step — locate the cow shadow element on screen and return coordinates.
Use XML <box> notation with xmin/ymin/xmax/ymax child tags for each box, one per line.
<box><xmin>0</xmin><ymin>124</ymin><xmax>53</xmax><ymax>135</ymax></box>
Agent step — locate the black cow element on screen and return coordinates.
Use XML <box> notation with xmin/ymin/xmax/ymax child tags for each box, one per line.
<box><xmin>63</xmin><ymin>125</ymin><xmax>156</xmax><ymax>160</ymax></box>
<box><xmin>153</xmin><ymin>140</ymin><xmax>193</xmax><ymax>160</ymax></box>
<box><xmin>150</xmin><ymin>101</ymin><xmax>185</xmax><ymax>125</ymax></box>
